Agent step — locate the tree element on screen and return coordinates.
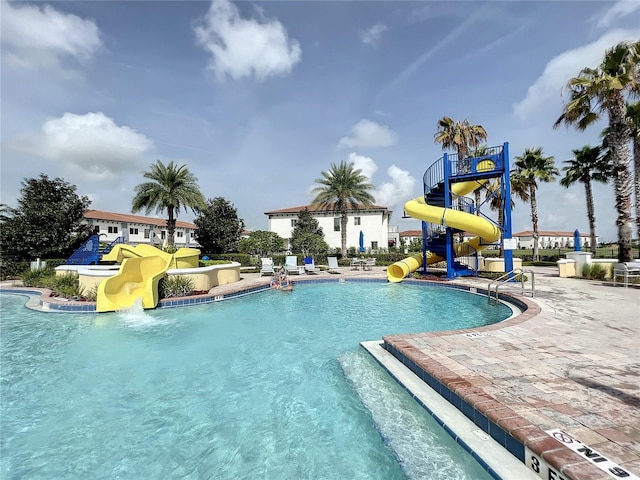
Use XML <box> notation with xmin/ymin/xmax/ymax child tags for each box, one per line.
<box><xmin>131</xmin><ymin>160</ymin><xmax>206</xmax><ymax>247</ymax></box>
<box><xmin>291</xmin><ymin>233</ymin><xmax>329</xmax><ymax>258</ymax></box>
<box><xmin>434</xmin><ymin>116</ymin><xmax>487</xmax><ymax>239</ymax></box>
<box><xmin>560</xmin><ymin>145</ymin><xmax>611</xmax><ymax>254</ymax></box>
<box><xmin>512</xmin><ymin>147</ymin><xmax>559</xmax><ymax>261</ymax></box>
<box><xmin>237</xmin><ymin>230</ymin><xmax>285</xmax><ymax>256</ymax></box>
<box><xmin>434</xmin><ymin>116</ymin><xmax>488</xmax><ymax>160</ymax></box>
<box><xmin>290</xmin><ymin>208</ymin><xmax>324</xmax><ymax>255</ymax></box>
<box><xmin>194</xmin><ymin>197</ymin><xmax>245</xmax><ymax>254</ymax></box>
<box><xmin>311</xmin><ymin>161</ymin><xmax>375</xmax><ymax>254</ymax></box>
<box><xmin>626</xmin><ymin>102</ymin><xmax>640</xmax><ymax>241</ymax></box>
<box><xmin>0</xmin><ymin>174</ymin><xmax>93</xmax><ymax>260</ymax></box>
<box><xmin>291</xmin><ymin>208</ymin><xmax>323</xmax><ymax>238</ymax></box>
<box><xmin>484</xmin><ymin>172</ymin><xmax>530</xmax><ymax>256</ymax></box>
<box><xmin>554</xmin><ymin>40</ymin><xmax>639</xmax><ymax>262</ymax></box>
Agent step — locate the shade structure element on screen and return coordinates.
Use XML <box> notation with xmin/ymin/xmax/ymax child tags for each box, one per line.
<box><xmin>359</xmin><ymin>230</ymin><xmax>364</xmax><ymax>252</ymax></box>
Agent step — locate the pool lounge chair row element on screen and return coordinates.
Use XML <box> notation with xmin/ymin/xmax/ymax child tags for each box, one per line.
<box><xmin>260</xmin><ymin>256</ymin><xmax>324</xmax><ymax>275</ymax></box>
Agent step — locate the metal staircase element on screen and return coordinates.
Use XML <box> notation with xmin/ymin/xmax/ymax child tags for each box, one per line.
<box><xmin>65</xmin><ymin>235</ymin><xmax>124</xmax><ymax>265</ymax></box>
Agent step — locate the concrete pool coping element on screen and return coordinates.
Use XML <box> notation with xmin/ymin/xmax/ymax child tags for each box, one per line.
<box><xmin>2</xmin><ymin>265</ymin><xmax>639</xmax><ymax>479</ymax></box>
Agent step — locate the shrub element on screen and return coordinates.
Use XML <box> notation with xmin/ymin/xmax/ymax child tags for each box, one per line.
<box><xmin>587</xmin><ymin>263</ymin><xmax>607</xmax><ymax>280</ymax></box>
<box><xmin>0</xmin><ymin>259</ymin><xmax>30</xmax><ymax>280</ymax></box>
<box><xmin>159</xmin><ymin>275</ymin><xmax>195</xmax><ymax>298</ymax></box>
<box><xmin>582</xmin><ymin>263</ymin><xmax>592</xmax><ymax>278</ymax></box>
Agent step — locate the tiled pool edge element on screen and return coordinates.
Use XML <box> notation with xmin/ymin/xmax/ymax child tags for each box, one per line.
<box><xmin>381</xmin><ymin>289</ymin><xmax>611</xmax><ymax>480</ymax></box>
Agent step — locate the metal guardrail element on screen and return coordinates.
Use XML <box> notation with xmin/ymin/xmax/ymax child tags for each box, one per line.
<box><xmin>487</xmin><ymin>268</ymin><xmax>535</xmax><ymax>304</ymax></box>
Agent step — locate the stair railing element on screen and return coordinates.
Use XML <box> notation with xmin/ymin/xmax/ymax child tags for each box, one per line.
<box><xmin>487</xmin><ymin>268</ymin><xmax>535</xmax><ymax>304</ymax></box>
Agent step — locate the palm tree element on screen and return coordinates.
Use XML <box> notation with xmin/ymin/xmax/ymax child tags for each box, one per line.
<box><xmin>554</xmin><ymin>40</ymin><xmax>639</xmax><ymax>262</ymax></box>
<box><xmin>434</xmin><ymin>116</ymin><xmax>487</xmax><ymax>239</ymax></box>
<box><xmin>512</xmin><ymin>148</ymin><xmax>559</xmax><ymax>261</ymax></box>
<box><xmin>311</xmin><ymin>161</ymin><xmax>375</xmax><ymax>254</ymax></box>
<box><xmin>470</xmin><ymin>145</ymin><xmax>491</xmax><ymax>216</ymax></box>
<box><xmin>434</xmin><ymin>117</ymin><xmax>488</xmax><ymax>157</ymax></box>
<box><xmin>132</xmin><ymin>160</ymin><xmax>206</xmax><ymax>248</ymax></box>
<box><xmin>560</xmin><ymin>145</ymin><xmax>611</xmax><ymax>254</ymax></box>
<box><xmin>626</xmin><ymin>102</ymin><xmax>640</xmax><ymax>241</ymax></box>
<box><xmin>484</xmin><ymin>173</ymin><xmax>530</xmax><ymax>256</ymax></box>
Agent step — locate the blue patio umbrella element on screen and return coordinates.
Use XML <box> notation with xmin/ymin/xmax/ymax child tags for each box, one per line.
<box><xmin>359</xmin><ymin>230</ymin><xmax>365</xmax><ymax>252</ymax></box>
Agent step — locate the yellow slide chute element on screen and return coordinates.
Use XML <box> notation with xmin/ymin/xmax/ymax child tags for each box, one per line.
<box><xmin>387</xmin><ymin>172</ymin><xmax>500</xmax><ymax>283</ymax></box>
<box><xmin>96</xmin><ymin>245</ymin><xmax>200</xmax><ymax>313</ymax></box>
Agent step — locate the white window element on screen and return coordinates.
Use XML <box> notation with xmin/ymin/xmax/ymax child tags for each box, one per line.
<box><xmin>291</xmin><ymin>219</ymin><xmax>297</xmax><ymax>227</ymax></box>
<box><xmin>354</xmin><ymin>217</ymin><xmax>361</xmax><ymax>226</ymax></box>
<box><xmin>129</xmin><ymin>228</ymin><xmax>139</xmax><ymax>235</ymax></box>
<box><xmin>177</xmin><ymin>231</ymin><xmax>183</xmax><ymax>238</ymax></box>
<box><xmin>334</xmin><ymin>218</ymin><xmax>340</xmax><ymax>232</ymax></box>
<box><xmin>144</xmin><ymin>229</ymin><xmax>150</xmax><ymax>239</ymax></box>
<box><xmin>161</xmin><ymin>231</ymin><xmax>166</xmax><ymax>240</ymax></box>
<box><xmin>108</xmin><ymin>226</ymin><xmax>118</xmax><ymax>234</ymax></box>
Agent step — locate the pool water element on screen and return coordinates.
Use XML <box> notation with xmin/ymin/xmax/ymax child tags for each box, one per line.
<box><xmin>1</xmin><ymin>282</ymin><xmax>511</xmax><ymax>479</ymax></box>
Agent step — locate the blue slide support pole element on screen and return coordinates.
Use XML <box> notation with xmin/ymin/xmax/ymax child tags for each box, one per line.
<box><xmin>442</xmin><ymin>153</ymin><xmax>455</xmax><ymax>279</ymax></box>
<box><xmin>502</xmin><ymin>142</ymin><xmax>514</xmax><ymax>275</ymax></box>
<box><xmin>421</xmin><ymin>220</ymin><xmax>428</xmax><ymax>274</ymax></box>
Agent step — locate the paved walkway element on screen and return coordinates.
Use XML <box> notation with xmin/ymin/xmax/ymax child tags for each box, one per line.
<box><xmin>3</xmin><ymin>264</ymin><xmax>638</xmax><ymax>479</ymax></box>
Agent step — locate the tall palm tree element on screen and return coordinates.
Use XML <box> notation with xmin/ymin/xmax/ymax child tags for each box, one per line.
<box><xmin>626</xmin><ymin>102</ymin><xmax>640</xmax><ymax>241</ymax></box>
<box><xmin>560</xmin><ymin>145</ymin><xmax>611</xmax><ymax>254</ymax></box>
<box><xmin>512</xmin><ymin>147</ymin><xmax>559</xmax><ymax>261</ymax></box>
<box><xmin>484</xmin><ymin>173</ymin><xmax>530</xmax><ymax>256</ymax></box>
<box><xmin>132</xmin><ymin>160</ymin><xmax>206</xmax><ymax>248</ymax></box>
<box><xmin>311</xmin><ymin>161</ymin><xmax>375</xmax><ymax>254</ymax></box>
<box><xmin>470</xmin><ymin>145</ymin><xmax>491</xmax><ymax>216</ymax></box>
<box><xmin>554</xmin><ymin>40</ymin><xmax>639</xmax><ymax>262</ymax></box>
<box><xmin>434</xmin><ymin>116</ymin><xmax>488</xmax><ymax>159</ymax></box>
<box><xmin>434</xmin><ymin>116</ymin><xmax>487</xmax><ymax>239</ymax></box>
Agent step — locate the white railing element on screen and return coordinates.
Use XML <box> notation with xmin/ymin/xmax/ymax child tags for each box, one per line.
<box><xmin>487</xmin><ymin>268</ymin><xmax>535</xmax><ymax>304</ymax></box>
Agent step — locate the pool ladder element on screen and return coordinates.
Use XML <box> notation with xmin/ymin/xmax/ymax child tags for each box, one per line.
<box><xmin>487</xmin><ymin>268</ymin><xmax>535</xmax><ymax>305</ymax></box>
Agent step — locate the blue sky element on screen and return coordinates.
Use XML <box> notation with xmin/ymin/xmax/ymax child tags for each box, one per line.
<box><xmin>1</xmin><ymin>1</ymin><xmax>639</xmax><ymax>243</ymax></box>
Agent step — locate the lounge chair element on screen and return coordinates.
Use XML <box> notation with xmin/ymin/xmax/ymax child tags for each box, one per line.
<box><xmin>350</xmin><ymin>258</ymin><xmax>361</xmax><ymax>270</ymax></box>
<box><xmin>327</xmin><ymin>256</ymin><xmax>343</xmax><ymax>274</ymax></box>
<box><xmin>285</xmin><ymin>255</ymin><xmax>301</xmax><ymax>275</ymax></box>
<box><xmin>363</xmin><ymin>258</ymin><xmax>376</xmax><ymax>271</ymax></box>
<box><xmin>304</xmin><ymin>256</ymin><xmax>320</xmax><ymax>274</ymax></box>
<box><xmin>260</xmin><ymin>257</ymin><xmax>274</xmax><ymax>276</ymax></box>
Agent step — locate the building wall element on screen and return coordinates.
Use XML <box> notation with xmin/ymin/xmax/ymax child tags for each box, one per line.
<box><xmin>84</xmin><ymin>218</ymin><xmax>197</xmax><ymax>247</ymax></box>
<box><xmin>515</xmin><ymin>234</ymin><xmax>595</xmax><ymax>249</ymax></box>
<box><xmin>268</xmin><ymin>210</ymin><xmax>389</xmax><ymax>252</ymax></box>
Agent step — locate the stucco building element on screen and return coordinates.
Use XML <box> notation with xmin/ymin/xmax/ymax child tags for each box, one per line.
<box><xmin>83</xmin><ymin>210</ymin><xmax>198</xmax><ymax>247</ymax></box>
<box><xmin>264</xmin><ymin>204</ymin><xmax>393</xmax><ymax>252</ymax></box>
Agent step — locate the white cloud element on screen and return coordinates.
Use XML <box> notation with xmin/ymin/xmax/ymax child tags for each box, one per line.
<box><xmin>338</xmin><ymin>119</ymin><xmax>398</xmax><ymax>149</ymax></box>
<box><xmin>16</xmin><ymin>112</ymin><xmax>153</xmax><ymax>181</ymax></box>
<box><xmin>359</xmin><ymin>23</ymin><xmax>388</xmax><ymax>47</ymax></box>
<box><xmin>0</xmin><ymin>2</ymin><xmax>102</xmax><ymax>69</ymax></box>
<box><xmin>592</xmin><ymin>1</ymin><xmax>640</xmax><ymax>29</ymax></box>
<box><xmin>347</xmin><ymin>152</ymin><xmax>378</xmax><ymax>180</ymax></box>
<box><xmin>193</xmin><ymin>0</ymin><xmax>302</xmax><ymax>81</ymax></box>
<box><xmin>375</xmin><ymin>165</ymin><xmax>416</xmax><ymax>210</ymax></box>
<box><xmin>345</xmin><ymin>153</ymin><xmax>415</xmax><ymax>211</ymax></box>
<box><xmin>513</xmin><ymin>29</ymin><xmax>640</xmax><ymax>121</ymax></box>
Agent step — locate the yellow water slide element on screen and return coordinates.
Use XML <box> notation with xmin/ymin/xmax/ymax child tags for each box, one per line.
<box><xmin>97</xmin><ymin>244</ymin><xmax>200</xmax><ymax>312</ymax></box>
<box><xmin>387</xmin><ymin>177</ymin><xmax>500</xmax><ymax>283</ymax></box>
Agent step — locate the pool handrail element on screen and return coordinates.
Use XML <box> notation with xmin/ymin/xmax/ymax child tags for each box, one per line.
<box><xmin>487</xmin><ymin>268</ymin><xmax>535</xmax><ymax>304</ymax></box>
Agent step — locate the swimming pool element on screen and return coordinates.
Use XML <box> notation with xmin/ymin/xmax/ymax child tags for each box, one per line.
<box><xmin>1</xmin><ymin>281</ymin><xmax>512</xmax><ymax>479</ymax></box>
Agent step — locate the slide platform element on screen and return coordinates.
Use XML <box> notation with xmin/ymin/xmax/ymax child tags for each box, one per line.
<box><xmin>97</xmin><ymin>244</ymin><xmax>200</xmax><ymax>312</ymax></box>
<box><xmin>388</xmin><ymin>177</ymin><xmax>500</xmax><ymax>283</ymax></box>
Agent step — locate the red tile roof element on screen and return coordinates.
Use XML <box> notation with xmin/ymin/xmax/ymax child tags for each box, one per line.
<box><xmin>84</xmin><ymin>209</ymin><xmax>196</xmax><ymax>229</ymax></box>
<box><xmin>400</xmin><ymin>230</ymin><xmax>422</xmax><ymax>236</ymax></box>
<box><xmin>265</xmin><ymin>203</ymin><xmax>389</xmax><ymax>215</ymax></box>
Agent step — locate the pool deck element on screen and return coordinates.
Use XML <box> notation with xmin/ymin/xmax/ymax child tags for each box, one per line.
<box><xmin>2</xmin><ymin>264</ymin><xmax>638</xmax><ymax>479</ymax></box>
<box><xmin>207</xmin><ymin>265</ymin><xmax>640</xmax><ymax>479</ymax></box>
